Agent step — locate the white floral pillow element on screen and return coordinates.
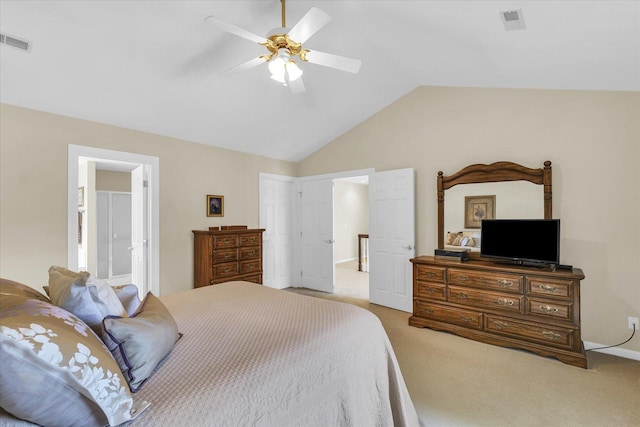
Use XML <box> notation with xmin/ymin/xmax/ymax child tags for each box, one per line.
<box><xmin>0</xmin><ymin>294</ymin><xmax>149</xmax><ymax>426</ymax></box>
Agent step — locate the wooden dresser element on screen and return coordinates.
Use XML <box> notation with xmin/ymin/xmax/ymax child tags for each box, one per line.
<box><xmin>409</xmin><ymin>256</ymin><xmax>587</xmax><ymax>368</ymax></box>
<box><xmin>193</xmin><ymin>228</ymin><xmax>264</xmax><ymax>288</ymax></box>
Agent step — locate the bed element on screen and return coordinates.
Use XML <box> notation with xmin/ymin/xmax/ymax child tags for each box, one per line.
<box><xmin>1</xmin><ymin>277</ymin><xmax>419</xmax><ymax>427</ymax></box>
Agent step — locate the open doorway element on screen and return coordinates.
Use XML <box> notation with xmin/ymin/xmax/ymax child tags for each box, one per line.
<box><xmin>333</xmin><ymin>176</ymin><xmax>369</xmax><ymax>300</ymax></box>
<box><xmin>68</xmin><ymin>145</ymin><xmax>160</xmax><ymax>296</ymax></box>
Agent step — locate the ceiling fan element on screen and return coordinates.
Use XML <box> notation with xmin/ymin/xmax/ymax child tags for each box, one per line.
<box><xmin>205</xmin><ymin>0</ymin><xmax>362</xmax><ymax>94</ymax></box>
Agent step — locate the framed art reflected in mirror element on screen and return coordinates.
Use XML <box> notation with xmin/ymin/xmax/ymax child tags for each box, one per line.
<box><xmin>464</xmin><ymin>195</ymin><xmax>495</xmax><ymax>228</ymax></box>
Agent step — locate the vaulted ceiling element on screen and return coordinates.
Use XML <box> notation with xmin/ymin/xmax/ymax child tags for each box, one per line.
<box><xmin>1</xmin><ymin>1</ymin><xmax>638</xmax><ymax>162</ymax></box>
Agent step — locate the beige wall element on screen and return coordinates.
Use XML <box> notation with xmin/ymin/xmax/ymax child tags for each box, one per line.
<box><xmin>0</xmin><ymin>104</ymin><xmax>295</xmax><ymax>295</ymax></box>
<box><xmin>96</xmin><ymin>170</ymin><xmax>131</xmax><ymax>192</ymax></box>
<box><xmin>297</xmin><ymin>86</ymin><xmax>640</xmax><ymax>353</ymax></box>
<box><xmin>334</xmin><ymin>181</ymin><xmax>369</xmax><ymax>263</ymax></box>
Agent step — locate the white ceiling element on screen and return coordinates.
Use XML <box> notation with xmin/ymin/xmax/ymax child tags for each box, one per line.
<box><xmin>1</xmin><ymin>1</ymin><xmax>638</xmax><ymax>162</ymax></box>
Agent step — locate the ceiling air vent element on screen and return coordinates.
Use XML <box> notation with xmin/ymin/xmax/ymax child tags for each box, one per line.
<box><xmin>500</xmin><ymin>9</ymin><xmax>526</xmax><ymax>31</ymax></box>
<box><xmin>0</xmin><ymin>32</ymin><xmax>33</xmax><ymax>52</ymax></box>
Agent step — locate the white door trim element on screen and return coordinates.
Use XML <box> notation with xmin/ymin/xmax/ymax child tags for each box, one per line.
<box><xmin>67</xmin><ymin>144</ymin><xmax>160</xmax><ymax>295</ymax></box>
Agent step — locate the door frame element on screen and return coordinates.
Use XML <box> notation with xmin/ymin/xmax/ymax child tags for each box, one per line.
<box><xmin>67</xmin><ymin>144</ymin><xmax>160</xmax><ymax>295</ymax></box>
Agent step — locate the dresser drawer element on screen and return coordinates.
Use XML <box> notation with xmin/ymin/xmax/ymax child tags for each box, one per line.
<box><xmin>239</xmin><ymin>246</ymin><xmax>261</xmax><ymax>260</ymax></box>
<box><xmin>415</xmin><ymin>300</ymin><xmax>483</xmax><ymax>330</ymax></box>
<box><xmin>415</xmin><ymin>282</ymin><xmax>446</xmax><ymax>301</ymax></box>
<box><xmin>449</xmin><ymin>286</ymin><xmax>524</xmax><ymax>313</ymax></box>
<box><xmin>240</xmin><ymin>259</ymin><xmax>261</xmax><ymax>274</ymax></box>
<box><xmin>449</xmin><ymin>269</ymin><xmax>523</xmax><ymax>293</ymax></box>
<box><xmin>415</xmin><ymin>265</ymin><xmax>446</xmax><ymax>283</ymax></box>
<box><xmin>213</xmin><ymin>249</ymin><xmax>238</xmax><ymax>264</ymax></box>
<box><xmin>526</xmin><ymin>297</ymin><xmax>573</xmax><ymax>321</ymax></box>
<box><xmin>486</xmin><ymin>315</ymin><xmax>574</xmax><ymax>350</ymax></box>
<box><xmin>214</xmin><ymin>235</ymin><xmax>239</xmax><ymax>249</ymax></box>
<box><xmin>241</xmin><ymin>274</ymin><xmax>262</xmax><ymax>284</ymax></box>
<box><xmin>240</xmin><ymin>233</ymin><xmax>262</xmax><ymax>246</ymax></box>
<box><xmin>527</xmin><ymin>277</ymin><xmax>574</xmax><ymax>300</ymax></box>
<box><xmin>213</xmin><ymin>262</ymin><xmax>239</xmax><ymax>278</ymax></box>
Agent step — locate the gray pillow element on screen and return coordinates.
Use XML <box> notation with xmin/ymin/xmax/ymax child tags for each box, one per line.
<box><xmin>112</xmin><ymin>284</ymin><xmax>143</xmax><ymax>316</ymax></box>
<box><xmin>102</xmin><ymin>292</ymin><xmax>180</xmax><ymax>392</ymax></box>
<box><xmin>46</xmin><ymin>266</ymin><xmax>127</xmax><ymax>331</ymax></box>
<box><xmin>0</xmin><ymin>294</ymin><xmax>149</xmax><ymax>426</ymax></box>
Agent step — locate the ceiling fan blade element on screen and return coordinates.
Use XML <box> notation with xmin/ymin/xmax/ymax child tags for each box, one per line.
<box><xmin>221</xmin><ymin>57</ymin><xmax>266</xmax><ymax>76</ymax></box>
<box><xmin>304</xmin><ymin>50</ymin><xmax>362</xmax><ymax>74</ymax></box>
<box><xmin>287</xmin><ymin>75</ymin><xmax>306</xmax><ymax>94</ymax></box>
<box><xmin>204</xmin><ymin>15</ymin><xmax>267</xmax><ymax>44</ymax></box>
<box><xmin>287</xmin><ymin>7</ymin><xmax>331</xmax><ymax>44</ymax></box>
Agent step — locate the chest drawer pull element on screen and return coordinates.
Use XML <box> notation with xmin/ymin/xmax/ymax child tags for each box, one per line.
<box><xmin>422</xmin><ymin>308</ymin><xmax>435</xmax><ymax>315</ymax></box>
<box><xmin>454</xmin><ymin>275</ymin><xmax>469</xmax><ymax>282</ymax></box>
<box><xmin>493</xmin><ymin>320</ymin><xmax>510</xmax><ymax>330</ymax></box>
<box><xmin>223</xmin><ymin>238</ymin><xmax>232</xmax><ymax>244</ymax></box>
<box><xmin>453</xmin><ymin>292</ymin><xmax>469</xmax><ymax>299</ymax></box>
<box><xmin>460</xmin><ymin>316</ymin><xmax>473</xmax><ymax>323</ymax></box>
<box><xmin>540</xmin><ymin>305</ymin><xmax>559</xmax><ymax>313</ymax></box>
<box><xmin>223</xmin><ymin>267</ymin><xmax>232</xmax><ymax>272</ymax></box>
<box><xmin>247</xmin><ymin>263</ymin><xmax>255</xmax><ymax>269</ymax></box>
<box><xmin>224</xmin><ymin>254</ymin><xmax>233</xmax><ymax>259</ymax></box>
<box><xmin>542</xmin><ymin>331</ymin><xmax>562</xmax><ymax>341</ymax></box>
<box><xmin>497</xmin><ymin>298</ymin><xmax>514</xmax><ymax>307</ymax></box>
<box><xmin>248</xmin><ymin>250</ymin><xmax>256</xmax><ymax>256</ymax></box>
<box><xmin>497</xmin><ymin>279</ymin><xmax>514</xmax><ymax>288</ymax></box>
<box><xmin>538</xmin><ymin>284</ymin><xmax>558</xmax><ymax>293</ymax></box>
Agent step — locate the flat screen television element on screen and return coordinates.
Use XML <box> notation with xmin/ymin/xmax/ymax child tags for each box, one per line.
<box><xmin>480</xmin><ymin>219</ymin><xmax>560</xmax><ymax>266</ymax></box>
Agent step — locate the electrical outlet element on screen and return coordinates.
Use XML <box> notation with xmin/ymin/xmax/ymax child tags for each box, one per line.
<box><xmin>629</xmin><ymin>317</ymin><xmax>639</xmax><ymax>331</ymax></box>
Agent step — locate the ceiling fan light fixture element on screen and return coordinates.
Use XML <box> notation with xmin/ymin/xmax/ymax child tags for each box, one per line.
<box><xmin>285</xmin><ymin>60</ymin><xmax>303</xmax><ymax>81</ymax></box>
<box><xmin>268</xmin><ymin>48</ymin><xmax>302</xmax><ymax>84</ymax></box>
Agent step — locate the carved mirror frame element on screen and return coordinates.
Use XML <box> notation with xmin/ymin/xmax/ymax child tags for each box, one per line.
<box><xmin>437</xmin><ymin>160</ymin><xmax>552</xmax><ymax>256</ymax></box>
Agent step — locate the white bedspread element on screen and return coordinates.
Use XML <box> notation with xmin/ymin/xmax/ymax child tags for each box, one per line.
<box><xmin>1</xmin><ymin>282</ymin><xmax>420</xmax><ymax>426</ymax></box>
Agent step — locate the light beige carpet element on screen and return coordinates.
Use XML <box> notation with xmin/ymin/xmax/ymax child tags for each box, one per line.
<box><xmin>289</xmin><ymin>262</ymin><xmax>640</xmax><ymax>426</ymax></box>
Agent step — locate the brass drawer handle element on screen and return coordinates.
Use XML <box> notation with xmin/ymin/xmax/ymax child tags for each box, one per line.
<box><xmin>422</xmin><ymin>308</ymin><xmax>435</xmax><ymax>315</ymax></box>
<box><xmin>247</xmin><ymin>263</ymin><xmax>255</xmax><ymax>269</ymax></box>
<box><xmin>224</xmin><ymin>254</ymin><xmax>233</xmax><ymax>259</ymax></box>
<box><xmin>460</xmin><ymin>316</ymin><xmax>473</xmax><ymax>323</ymax></box>
<box><xmin>247</xmin><ymin>250</ymin><xmax>256</xmax><ymax>255</ymax></box>
<box><xmin>454</xmin><ymin>292</ymin><xmax>468</xmax><ymax>299</ymax></box>
<box><xmin>497</xmin><ymin>298</ymin><xmax>514</xmax><ymax>307</ymax></box>
<box><xmin>497</xmin><ymin>279</ymin><xmax>514</xmax><ymax>288</ymax></box>
<box><xmin>223</xmin><ymin>267</ymin><xmax>232</xmax><ymax>273</ymax></box>
<box><xmin>540</xmin><ymin>305</ymin><xmax>559</xmax><ymax>313</ymax></box>
<box><xmin>222</xmin><ymin>238</ymin><xmax>232</xmax><ymax>244</ymax></box>
<box><xmin>425</xmin><ymin>271</ymin><xmax>437</xmax><ymax>278</ymax></box>
<box><xmin>455</xmin><ymin>275</ymin><xmax>469</xmax><ymax>282</ymax></box>
<box><xmin>542</xmin><ymin>331</ymin><xmax>562</xmax><ymax>341</ymax></box>
<box><xmin>493</xmin><ymin>320</ymin><xmax>510</xmax><ymax>330</ymax></box>
<box><xmin>423</xmin><ymin>287</ymin><xmax>435</xmax><ymax>294</ymax></box>
<box><xmin>538</xmin><ymin>284</ymin><xmax>558</xmax><ymax>293</ymax></box>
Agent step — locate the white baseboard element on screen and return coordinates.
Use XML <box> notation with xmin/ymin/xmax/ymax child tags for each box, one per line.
<box><xmin>335</xmin><ymin>257</ymin><xmax>357</xmax><ymax>264</ymax></box>
<box><xmin>584</xmin><ymin>341</ymin><xmax>640</xmax><ymax>361</ymax></box>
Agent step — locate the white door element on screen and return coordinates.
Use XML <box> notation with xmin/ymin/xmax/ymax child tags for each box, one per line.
<box><xmin>260</xmin><ymin>174</ymin><xmax>294</xmax><ymax>289</ymax></box>
<box><xmin>131</xmin><ymin>165</ymin><xmax>146</xmax><ymax>296</ymax></box>
<box><xmin>300</xmin><ymin>179</ymin><xmax>334</xmax><ymax>292</ymax></box>
<box><xmin>369</xmin><ymin>168</ymin><xmax>415</xmax><ymax>312</ymax></box>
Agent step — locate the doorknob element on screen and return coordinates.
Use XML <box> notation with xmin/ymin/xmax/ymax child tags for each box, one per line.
<box><xmin>402</xmin><ymin>244</ymin><xmax>413</xmax><ymax>250</ymax></box>
<box><xmin>325</xmin><ymin>239</ymin><xmax>335</xmax><ymax>244</ymax></box>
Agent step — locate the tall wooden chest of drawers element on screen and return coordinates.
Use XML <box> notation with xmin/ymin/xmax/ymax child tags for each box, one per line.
<box><xmin>193</xmin><ymin>228</ymin><xmax>264</xmax><ymax>288</ymax></box>
<box><xmin>409</xmin><ymin>256</ymin><xmax>587</xmax><ymax>368</ymax></box>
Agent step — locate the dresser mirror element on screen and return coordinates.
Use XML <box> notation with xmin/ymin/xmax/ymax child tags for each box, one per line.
<box><xmin>437</xmin><ymin>161</ymin><xmax>552</xmax><ymax>258</ymax></box>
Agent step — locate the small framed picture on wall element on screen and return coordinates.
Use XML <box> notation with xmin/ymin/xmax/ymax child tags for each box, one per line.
<box><xmin>207</xmin><ymin>195</ymin><xmax>224</xmax><ymax>217</ymax></box>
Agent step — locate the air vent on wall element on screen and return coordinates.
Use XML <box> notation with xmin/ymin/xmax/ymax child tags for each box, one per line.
<box><xmin>500</xmin><ymin>9</ymin><xmax>526</xmax><ymax>31</ymax></box>
<box><xmin>0</xmin><ymin>32</ymin><xmax>33</xmax><ymax>52</ymax></box>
